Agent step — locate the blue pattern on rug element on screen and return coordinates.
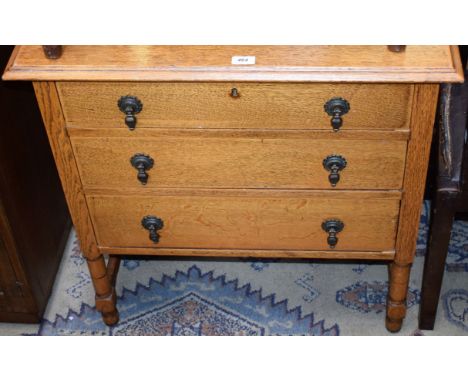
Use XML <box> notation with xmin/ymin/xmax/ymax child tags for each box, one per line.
<box><xmin>416</xmin><ymin>200</ymin><xmax>430</xmax><ymax>257</ymax></box>
<box><xmin>112</xmin><ymin>292</ymin><xmax>265</xmax><ymax>336</ymax></box>
<box><xmin>10</xmin><ymin>200</ymin><xmax>463</xmax><ymax>336</ymax></box>
<box><xmin>414</xmin><ymin>201</ymin><xmax>468</xmax><ymax>272</ymax></box>
<box><xmin>443</xmin><ymin>289</ymin><xmax>468</xmax><ymax>331</ymax></box>
<box><xmin>250</xmin><ymin>261</ymin><xmax>270</xmax><ymax>272</ymax></box>
<box><xmin>352</xmin><ymin>264</ymin><xmax>368</xmax><ymax>274</ymax></box>
<box><xmin>336</xmin><ymin>281</ymin><xmax>420</xmax><ymax>314</ymax></box>
<box><xmin>38</xmin><ymin>266</ymin><xmax>339</xmax><ymax>336</ymax></box>
<box><xmin>64</xmin><ymin>238</ymin><xmax>91</xmax><ymax>300</ymax></box>
<box><xmin>66</xmin><ymin>271</ymin><xmax>91</xmax><ymax>299</ymax></box>
<box><xmin>295</xmin><ymin>273</ymin><xmax>320</xmax><ymax>303</ymax></box>
<box><xmin>70</xmin><ymin>238</ymin><xmax>85</xmax><ymax>266</ymax></box>
<box><xmin>122</xmin><ymin>259</ymin><xmax>141</xmax><ymax>271</ymax></box>
<box><xmin>445</xmin><ymin>222</ymin><xmax>468</xmax><ymax>272</ymax></box>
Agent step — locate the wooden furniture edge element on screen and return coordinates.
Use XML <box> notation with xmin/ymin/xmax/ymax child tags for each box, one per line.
<box><xmin>450</xmin><ymin>45</ymin><xmax>465</xmax><ymax>83</ymax></box>
<box><xmin>84</xmin><ymin>187</ymin><xmax>403</xmax><ymax>198</ymax></box>
<box><xmin>3</xmin><ymin>46</ymin><xmax>20</xmax><ymax>79</ymax></box>
<box><xmin>67</xmin><ymin>127</ymin><xmax>411</xmax><ymax>140</ymax></box>
<box><xmin>385</xmin><ymin>83</ymin><xmax>439</xmax><ymax>332</ymax></box>
<box><xmin>37</xmin><ymin>45</ymin><xmax>402</xmax><ymax>57</ymax></box>
<box><xmin>5</xmin><ymin>68</ymin><xmax>463</xmax><ymax>83</ymax></box>
<box><xmin>33</xmin><ymin>81</ymin><xmax>119</xmax><ymax>325</ymax></box>
<box><xmin>3</xmin><ymin>46</ymin><xmax>463</xmax><ymax>83</ymax></box>
<box><xmin>98</xmin><ymin>246</ymin><xmax>396</xmax><ymax>260</ymax></box>
<box><xmin>395</xmin><ymin>84</ymin><xmax>439</xmax><ymax>264</ymax></box>
<box><xmin>32</xmin><ymin>81</ymin><xmax>99</xmax><ymax>259</ymax></box>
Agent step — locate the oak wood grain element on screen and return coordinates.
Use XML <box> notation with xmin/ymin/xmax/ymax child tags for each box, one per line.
<box><xmin>3</xmin><ymin>46</ymin><xmax>463</xmax><ymax>83</ymax></box>
<box><xmin>67</xmin><ymin>127</ymin><xmax>410</xmax><ymax>140</ymax></box>
<box><xmin>395</xmin><ymin>84</ymin><xmax>440</xmax><ymax>264</ymax></box>
<box><xmin>18</xmin><ymin>46</ymin><xmax>456</xmax><ymax>330</ymax></box>
<box><xmin>85</xmin><ymin>187</ymin><xmax>402</xmax><ymax>198</ymax></box>
<box><xmin>33</xmin><ymin>81</ymin><xmax>119</xmax><ymax>324</ymax></box>
<box><xmin>87</xmin><ymin>192</ymin><xmax>401</xmax><ymax>251</ymax></box>
<box><xmin>385</xmin><ymin>84</ymin><xmax>440</xmax><ymax>332</ymax></box>
<box><xmin>33</xmin><ymin>82</ymin><xmax>100</xmax><ymax>261</ymax></box>
<box><xmin>58</xmin><ymin>82</ymin><xmax>414</xmax><ymax>130</ymax></box>
<box><xmin>71</xmin><ymin>135</ymin><xmax>407</xmax><ymax>190</ymax></box>
<box><xmin>386</xmin><ymin>262</ymin><xmax>411</xmax><ymax>332</ymax></box>
<box><xmin>98</xmin><ymin>246</ymin><xmax>395</xmax><ymax>260</ymax></box>
<box><xmin>106</xmin><ymin>256</ymin><xmax>121</xmax><ymax>287</ymax></box>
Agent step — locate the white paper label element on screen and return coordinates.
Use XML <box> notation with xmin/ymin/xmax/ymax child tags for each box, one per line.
<box><xmin>231</xmin><ymin>56</ymin><xmax>256</xmax><ymax>65</ymax></box>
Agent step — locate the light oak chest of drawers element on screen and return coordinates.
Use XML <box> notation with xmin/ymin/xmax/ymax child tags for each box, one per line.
<box><xmin>3</xmin><ymin>45</ymin><xmax>463</xmax><ymax>332</ymax></box>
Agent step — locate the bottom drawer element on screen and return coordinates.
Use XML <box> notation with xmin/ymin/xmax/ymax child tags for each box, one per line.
<box><xmin>87</xmin><ymin>190</ymin><xmax>401</xmax><ymax>252</ymax></box>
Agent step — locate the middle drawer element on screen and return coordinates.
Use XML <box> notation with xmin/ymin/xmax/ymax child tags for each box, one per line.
<box><xmin>71</xmin><ymin>133</ymin><xmax>407</xmax><ymax>190</ymax></box>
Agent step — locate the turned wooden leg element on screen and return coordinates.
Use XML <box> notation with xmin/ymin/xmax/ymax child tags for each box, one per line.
<box><xmin>419</xmin><ymin>192</ymin><xmax>455</xmax><ymax>330</ymax></box>
<box><xmin>386</xmin><ymin>261</ymin><xmax>412</xmax><ymax>332</ymax></box>
<box><xmin>86</xmin><ymin>254</ymin><xmax>119</xmax><ymax>326</ymax></box>
<box><xmin>106</xmin><ymin>255</ymin><xmax>121</xmax><ymax>288</ymax></box>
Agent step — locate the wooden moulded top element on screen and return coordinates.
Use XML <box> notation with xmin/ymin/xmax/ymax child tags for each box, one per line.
<box><xmin>2</xmin><ymin>45</ymin><xmax>464</xmax><ymax>83</ymax></box>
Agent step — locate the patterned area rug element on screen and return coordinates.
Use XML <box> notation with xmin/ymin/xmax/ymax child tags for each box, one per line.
<box><xmin>1</xmin><ymin>201</ymin><xmax>467</xmax><ymax>335</ymax></box>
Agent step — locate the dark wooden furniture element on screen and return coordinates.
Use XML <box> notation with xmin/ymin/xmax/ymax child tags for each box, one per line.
<box><xmin>3</xmin><ymin>46</ymin><xmax>462</xmax><ymax>332</ymax></box>
<box><xmin>0</xmin><ymin>46</ymin><xmax>71</xmax><ymax>323</ymax></box>
<box><xmin>419</xmin><ymin>46</ymin><xmax>468</xmax><ymax>330</ymax></box>
<box><xmin>42</xmin><ymin>46</ymin><xmax>62</xmax><ymax>60</ymax></box>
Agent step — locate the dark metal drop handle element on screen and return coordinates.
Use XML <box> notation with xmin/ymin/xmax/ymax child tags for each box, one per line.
<box><xmin>136</xmin><ymin>163</ymin><xmax>148</xmax><ymax>184</ymax></box>
<box><xmin>324</xmin><ymin>97</ymin><xmax>350</xmax><ymax>132</ymax></box>
<box><xmin>118</xmin><ymin>96</ymin><xmax>143</xmax><ymax>130</ymax></box>
<box><xmin>130</xmin><ymin>154</ymin><xmax>154</xmax><ymax>185</ymax></box>
<box><xmin>125</xmin><ymin>113</ymin><xmax>137</xmax><ymax>130</ymax></box>
<box><xmin>323</xmin><ymin>155</ymin><xmax>347</xmax><ymax>187</ymax></box>
<box><xmin>322</xmin><ymin>219</ymin><xmax>344</xmax><ymax>249</ymax></box>
<box><xmin>142</xmin><ymin>216</ymin><xmax>164</xmax><ymax>244</ymax></box>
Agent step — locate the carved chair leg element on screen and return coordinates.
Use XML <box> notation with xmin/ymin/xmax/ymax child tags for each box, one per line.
<box><xmin>386</xmin><ymin>261</ymin><xmax>411</xmax><ymax>332</ymax></box>
<box><xmin>86</xmin><ymin>255</ymin><xmax>119</xmax><ymax>326</ymax></box>
<box><xmin>419</xmin><ymin>192</ymin><xmax>456</xmax><ymax>330</ymax></box>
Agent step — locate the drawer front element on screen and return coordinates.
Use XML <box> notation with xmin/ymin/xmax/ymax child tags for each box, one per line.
<box><xmin>72</xmin><ymin>135</ymin><xmax>407</xmax><ymax>190</ymax></box>
<box><xmin>58</xmin><ymin>82</ymin><xmax>413</xmax><ymax>130</ymax></box>
<box><xmin>87</xmin><ymin>191</ymin><xmax>401</xmax><ymax>251</ymax></box>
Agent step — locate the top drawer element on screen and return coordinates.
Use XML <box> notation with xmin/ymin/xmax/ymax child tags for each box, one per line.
<box><xmin>57</xmin><ymin>82</ymin><xmax>414</xmax><ymax>130</ymax></box>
